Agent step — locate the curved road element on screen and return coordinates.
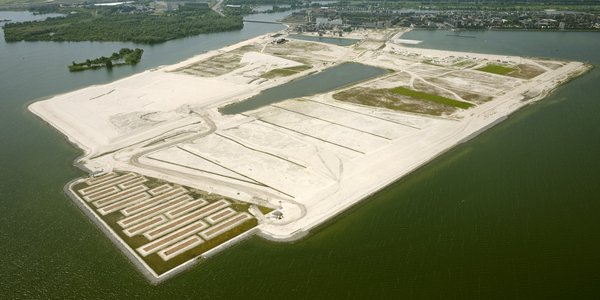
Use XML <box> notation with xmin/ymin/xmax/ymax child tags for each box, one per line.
<box><xmin>124</xmin><ymin>113</ymin><xmax>308</xmax><ymax>222</ymax></box>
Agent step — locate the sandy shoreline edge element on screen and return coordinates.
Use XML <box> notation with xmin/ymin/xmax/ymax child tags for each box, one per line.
<box><xmin>29</xmin><ymin>28</ymin><xmax>593</xmax><ymax>283</ymax></box>
<box><xmin>267</xmin><ymin>61</ymin><xmax>593</xmax><ymax>241</ymax></box>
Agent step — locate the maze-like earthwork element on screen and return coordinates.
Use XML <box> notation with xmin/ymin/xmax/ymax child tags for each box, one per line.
<box><xmin>71</xmin><ymin>172</ymin><xmax>269</xmax><ymax>277</ymax></box>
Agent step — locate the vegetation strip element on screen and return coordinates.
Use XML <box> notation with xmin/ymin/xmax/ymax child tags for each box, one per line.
<box><xmin>79</xmin><ymin>173</ymin><xmax>136</xmax><ymax>195</ymax></box>
<box><xmin>148</xmin><ymin>184</ymin><xmax>172</xmax><ymax>196</ymax></box>
<box><xmin>158</xmin><ymin>236</ymin><xmax>204</xmax><ymax>261</ymax></box>
<box><xmin>85</xmin><ymin>172</ymin><xmax>117</xmax><ymax>185</ymax></box>
<box><xmin>200</xmin><ymin>213</ymin><xmax>252</xmax><ymax>240</ymax></box>
<box><xmin>97</xmin><ymin>192</ymin><xmax>151</xmax><ymax>216</ymax></box>
<box><xmin>118</xmin><ymin>197</ymin><xmax>188</xmax><ymax>228</ymax></box>
<box><xmin>84</xmin><ymin>186</ymin><xmax>120</xmax><ymax>202</ymax></box>
<box><xmin>138</xmin><ymin>221</ymin><xmax>210</xmax><ymax>255</ymax></box>
<box><xmin>390</xmin><ymin>87</ymin><xmax>474</xmax><ymax>109</ymax></box>
<box><xmin>124</xmin><ymin>215</ymin><xmax>168</xmax><ymax>237</ymax></box>
<box><xmin>144</xmin><ymin>200</ymin><xmax>231</xmax><ymax>240</ymax></box>
<box><xmin>260</xmin><ymin>65</ymin><xmax>311</xmax><ymax>79</ymax></box>
<box><xmin>121</xmin><ymin>187</ymin><xmax>187</xmax><ymax>216</ymax></box>
<box><xmin>165</xmin><ymin>199</ymin><xmax>209</xmax><ymax>219</ymax></box>
<box><xmin>206</xmin><ymin>207</ymin><xmax>238</xmax><ymax>225</ymax></box>
<box><xmin>118</xmin><ymin>176</ymin><xmax>148</xmax><ymax>189</ymax></box>
<box><xmin>476</xmin><ymin>64</ymin><xmax>516</xmax><ymax>76</ymax></box>
<box><xmin>93</xmin><ymin>185</ymin><xmax>149</xmax><ymax>208</ymax></box>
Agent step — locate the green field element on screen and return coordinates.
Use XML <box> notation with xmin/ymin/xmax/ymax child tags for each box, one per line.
<box><xmin>476</xmin><ymin>64</ymin><xmax>515</xmax><ymax>75</ymax></box>
<box><xmin>390</xmin><ymin>86</ymin><xmax>474</xmax><ymax>109</ymax></box>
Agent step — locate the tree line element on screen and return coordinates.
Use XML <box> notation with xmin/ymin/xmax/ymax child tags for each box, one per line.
<box><xmin>3</xmin><ymin>5</ymin><xmax>243</xmax><ymax>44</ymax></box>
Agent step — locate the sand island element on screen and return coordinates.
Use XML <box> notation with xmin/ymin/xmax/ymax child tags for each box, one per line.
<box><xmin>29</xmin><ymin>28</ymin><xmax>591</xmax><ymax>283</ymax></box>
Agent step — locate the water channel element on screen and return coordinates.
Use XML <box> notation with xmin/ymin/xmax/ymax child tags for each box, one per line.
<box><xmin>220</xmin><ymin>62</ymin><xmax>386</xmax><ymax>114</ymax></box>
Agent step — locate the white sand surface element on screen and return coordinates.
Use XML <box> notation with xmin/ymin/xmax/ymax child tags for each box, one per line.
<box><xmin>31</xmin><ymin>29</ymin><xmax>591</xmax><ymax>243</ymax></box>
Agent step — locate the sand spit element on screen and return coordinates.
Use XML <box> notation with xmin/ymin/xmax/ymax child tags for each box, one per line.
<box><xmin>32</xmin><ymin>28</ymin><xmax>592</xmax><ymax>282</ymax></box>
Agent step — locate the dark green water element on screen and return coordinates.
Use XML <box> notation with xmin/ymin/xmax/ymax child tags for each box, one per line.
<box><xmin>220</xmin><ymin>62</ymin><xmax>386</xmax><ymax>114</ymax></box>
<box><xmin>287</xmin><ymin>34</ymin><xmax>360</xmax><ymax>46</ymax></box>
<box><xmin>2</xmin><ymin>14</ymin><xmax>600</xmax><ymax>298</ymax></box>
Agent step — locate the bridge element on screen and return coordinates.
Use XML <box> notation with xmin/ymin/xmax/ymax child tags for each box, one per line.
<box><xmin>243</xmin><ymin>20</ymin><xmax>284</xmax><ymax>25</ymax></box>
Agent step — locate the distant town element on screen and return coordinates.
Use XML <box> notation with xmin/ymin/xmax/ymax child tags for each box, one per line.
<box><xmin>3</xmin><ymin>0</ymin><xmax>599</xmax><ymax>34</ymax></box>
<box><xmin>272</xmin><ymin>1</ymin><xmax>600</xmax><ymax>33</ymax></box>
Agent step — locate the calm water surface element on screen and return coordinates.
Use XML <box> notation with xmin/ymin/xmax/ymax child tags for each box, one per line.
<box><xmin>1</xmin><ymin>14</ymin><xmax>600</xmax><ymax>298</ymax></box>
<box><xmin>220</xmin><ymin>62</ymin><xmax>386</xmax><ymax>114</ymax></box>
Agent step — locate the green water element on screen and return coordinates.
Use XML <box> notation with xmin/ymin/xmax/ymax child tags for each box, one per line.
<box><xmin>220</xmin><ymin>62</ymin><xmax>387</xmax><ymax>114</ymax></box>
<box><xmin>2</xmin><ymin>13</ymin><xmax>600</xmax><ymax>298</ymax></box>
<box><xmin>287</xmin><ymin>34</ymin><xmax>360</xmax><ymax>46</ymax></box>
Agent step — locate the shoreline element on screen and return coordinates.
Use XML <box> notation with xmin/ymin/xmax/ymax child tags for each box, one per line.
<box><xmin>253</xmin><ymin>61</ymin><xmax>592</xmax><ymax>240</ymax></box>
<box><xmin>63</xmin><ymin>179</ymin><xmax>161</xmax><ymax>284</ymax></box>
<box><xmin>64</xmin><ymin>176</ymin><xmax>265</xmax><ymax>284</ymax></box>
<box><xmin>27</xmin><ymin>27</ymin><xmax>593</xmax><ymax>283</ymax></box>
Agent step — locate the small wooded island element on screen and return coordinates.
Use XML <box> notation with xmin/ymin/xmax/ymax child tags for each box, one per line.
<box><xmin>69</xmin><ymin>48</ymin><xmax>143</xmax><ymax>72</ymax></box>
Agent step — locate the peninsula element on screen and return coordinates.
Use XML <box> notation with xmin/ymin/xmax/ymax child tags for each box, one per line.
<box><xmin>2</xmin><ymin>3</ymin><xmax>242</xmax><ymax>43</ymax></box>
<box><xmin>29</xmin><ymin>28</ymin><xmax>591</xmax><ymax>283</ymax></box>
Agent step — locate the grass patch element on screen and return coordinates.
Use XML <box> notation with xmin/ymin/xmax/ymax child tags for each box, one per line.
<box><xmin>261</xmin><ymin>65</ymin><xmax>311</xmax><ymax>79</ymax></box>
<box><xmin>72</xmin><ymin>180</ymin><xmax>88</xmax><ymax>191</ymax></box>
<box><xmin>145</xmin><ymin>219</ymin><xmax>258</xmax><ymax>275</ymax></box>
<box><xmin>390</xmin><ymin>87</ymin><xmax>474</xmax><ymax>109</ymax></box>
<box><xmin>461</xmin><ymin>93</ymin><xmax>494</xmax><ymax>104</ymax></box>
<box><xmin>333</xmin><ymin>87</ymin><xmax>456</xmax><ymax>116</ymax></box>
<box><xmin>507</xmin><ymin>64</ymin><xmax>546</xmax><ymax>79</ymax></box>
<box><xmin>476</xmin><ymin>64</ymin><xmax>515</xmax><ymax>75</ymax></box>
<box><xmin>453</xmin><ymin>60</ymin><xmax>477</xmax><ymax>69</ymax></box>
<box><xmin>257</xmin><ymin>205</ymin><xmax>274</xmax><ymax>215</ymax></box>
